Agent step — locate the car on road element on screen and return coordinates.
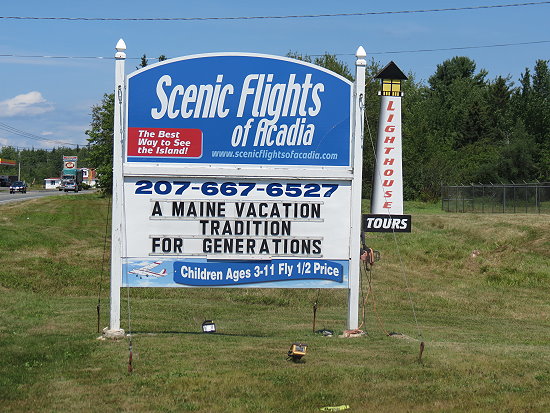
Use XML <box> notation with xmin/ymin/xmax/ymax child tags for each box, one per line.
<box><xmin>9</xmin><ymin>181</ymin><xmax>28</xmax><ymax>194</ymax></box>
<box><xmin>64</xmin><ymin>180</ymin><xmax>79</xmax><ymax>192</ymax></box>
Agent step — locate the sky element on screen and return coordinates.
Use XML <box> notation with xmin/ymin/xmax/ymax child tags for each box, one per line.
<box><xmin>0</xmin><ymin>0</ymin><xmax>549</xmax><ymax>150</ymax></box>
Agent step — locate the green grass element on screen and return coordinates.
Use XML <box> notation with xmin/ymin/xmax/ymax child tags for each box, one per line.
<box><xmin>0</xmin><ymin>194</ymin><xmax>549</xmax><ymax>412</ymax></box>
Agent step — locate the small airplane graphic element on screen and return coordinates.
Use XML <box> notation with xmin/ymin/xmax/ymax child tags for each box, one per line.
<box><xmin>129</xmin><ymin>261</ymin><xmax>167</xmax><ymax>279</ymax></box>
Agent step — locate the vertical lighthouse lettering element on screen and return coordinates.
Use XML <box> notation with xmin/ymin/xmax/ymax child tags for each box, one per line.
<box><xmin>383</xmin><ymin>100</ymin><xmax>396</xmax><ymax>210</ymax></box>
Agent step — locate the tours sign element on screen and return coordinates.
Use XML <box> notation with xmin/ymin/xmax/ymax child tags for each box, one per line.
<box><xmin>108</xmin><ymin>41</ymin><xmax>366</xmax><ymax>332</ymax></box>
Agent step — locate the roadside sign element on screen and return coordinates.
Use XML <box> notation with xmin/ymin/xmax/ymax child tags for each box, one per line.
<box><xmin>122</xmin><ymin>53</ymin><xmax>354</xmax><ymax>289</ymax></box>
<box><xmin>0</xmin><ymin>159</ymin><xmax>16</xmax><ymax>166</ymax></box>
<box><xmin>108</xmin><ymin>43</ymin><xmax>367</xmax><ymax>332</ymax></box>
<box><xmin>126</xmin><ymin>54</ymin><xmax>351</xmax><ymax>167</ymax></box>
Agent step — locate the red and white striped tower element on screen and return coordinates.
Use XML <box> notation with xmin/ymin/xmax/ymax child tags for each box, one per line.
<box><xmin>371</xmin><ymin>62</ymin><xmax>407</xmax><ymax>215</ymax></box>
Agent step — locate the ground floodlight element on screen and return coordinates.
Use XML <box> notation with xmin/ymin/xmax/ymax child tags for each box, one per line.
<box><xmin>287</xmin><ymin>342</ymin><xmax>307</xmax><ymax>362</ymax></box>
<box><xmin>202</xmin><ymin>320</ymin><xmax>216</xmax><ymax>333</ymax></box>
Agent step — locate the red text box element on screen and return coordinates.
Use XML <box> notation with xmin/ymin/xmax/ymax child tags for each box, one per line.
<box><xmin>128</xmin><ymin>127</ymin><xmax>202</xmax><ymax>158</ymax></box>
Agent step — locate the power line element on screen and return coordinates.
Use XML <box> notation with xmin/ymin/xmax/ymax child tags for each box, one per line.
<box><xmin>1</xmin><ymin>40</ymin><xmax>549</xmax><ymax>61</ymax></box>
<box><xmin>0</xmin><ymin>54</ymin><xmax>115</xmax><ymax>59</ymax></box>
<box><xmin>0</xmin><ymin>122</ymin><xmax>79</xmax><ymax>147</ymax></box>
<box><xmin>0</xmin><ymin>54</ymin><xmax>136</xmax><ymax>60</ymax></box>
<box><xmin>368</xmin><ymin>40</ymin><xmax>550</xmax><ymax>55</ymax></box>
<box><xmin>1</xmin><ymin>2</ymin><xmax>549</xmax><ymax>21</ymax></box>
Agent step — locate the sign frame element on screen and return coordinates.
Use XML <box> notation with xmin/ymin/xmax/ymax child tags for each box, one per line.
<box><xmin>107</xmin><ymin>41</ymin><xmax>366</xmax><ymax>334</ymax></box>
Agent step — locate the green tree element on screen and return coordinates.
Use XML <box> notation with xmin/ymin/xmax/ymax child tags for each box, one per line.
<box><xmin>312</xmin><ymin>54</ymin><xmax>353</xmax><ymax>81</ymax></box>
<box><xmin>86</xmin><ymin>93</ymin><xmax>114</xmax><ymax>193</ymax></box>
<box><xmin>137</xmin><ymin>54</ymin><xmax>168</xmax><ymax>69</ymax></box>
<box><xmin>428</xmin><ymin>56</ymin><xmax>487</xmax><ymax>91</ymax></box>
<box><xmin>0</xmin><ymin>145</ymin><xmax>89</xmax><ymax>186</ymax></box>
<box><xmin>512</xmin><ymin>60</ymin><xmax>550</xmax><ymax>180</ymax></box>
<box><xmin>496</xmin><ymin>120</ymin><xmax>538</xmax><ymax>181</ymax></box>
<box><xmin>286</xmin><ymin>51</ymin><xmax>354</xmax><ymax>80</ymax></box>
<box><xmin>486</xmin><ymin>75</ymin><xmax>514</xmax><ymax>142</ymax></box>
<box><xmin>137</xmin><ymin>54</ymin><xmax>148</xmax><ymax>70</ymax></box>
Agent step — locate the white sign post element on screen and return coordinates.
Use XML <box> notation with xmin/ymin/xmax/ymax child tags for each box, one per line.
<box><xmin>106</xmin><ymin>39</ymin><xmax>126</xmax><ymax>337</ymax></box>
<box><xmin>108</xmin><ymin>41</ymin><xmax>366</xmax><ymax>333</ymax></box>
<box><xmin>348</xmin><ymin>47</ymin><xmax>366</xmax><ymax>329</ymax></box>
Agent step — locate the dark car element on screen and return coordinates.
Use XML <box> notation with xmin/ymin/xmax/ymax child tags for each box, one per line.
<box><xmin>9</xmin><ymin>181</ymin><xmax>27</xmax><ymax>194</ymax></box>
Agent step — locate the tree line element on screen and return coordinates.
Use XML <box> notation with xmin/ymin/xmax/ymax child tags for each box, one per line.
<box><xmin>0</xmin><ymin>145</ymin><xmax>90</xmax><ymax>185</ymax></box>
<box><xmin>398</xmin><ymin>57</ymin><xmax>549</xmax><ymax>200</ymax></box>
<box><xmin>10</xmin><ymin>54</ymin><xmax>550</xmax><ymax>199</ymax></box>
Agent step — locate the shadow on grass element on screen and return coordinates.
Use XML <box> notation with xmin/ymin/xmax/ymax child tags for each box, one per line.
<box><xmin>130</xmin><ymin>330</ymin><xmax>269</xmax><ymax>338</ymax></box>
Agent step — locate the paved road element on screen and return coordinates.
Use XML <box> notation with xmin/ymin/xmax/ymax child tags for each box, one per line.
<box><xmin>0</xmin><ymin>188</ymin><xmax>87</xmax><ymax>205</ymax></box>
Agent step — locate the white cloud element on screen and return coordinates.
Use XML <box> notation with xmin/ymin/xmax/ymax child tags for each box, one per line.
<box><xmin>0</xmin><ymin>91</ymin><xmax>54</xmax><ymax>117</ymax></box>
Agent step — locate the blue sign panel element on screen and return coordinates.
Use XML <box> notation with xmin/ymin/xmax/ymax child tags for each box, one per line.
<box><xmin>123</xmin><ymin>258</ymin><xmax>348</xmax><ymax>289</ymax></box>
<box><xmin>174</xmin><ymin>259</ymin><xmax>343</xmax><ymax>286</ymax></box>
<box><xmin>127</xmin><ymin>53</ymin><xmax>352</xmax><ymax>166</ymax></box>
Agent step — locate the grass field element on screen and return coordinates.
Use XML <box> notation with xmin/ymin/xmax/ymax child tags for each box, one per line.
<box><xmin>0</xmin><ymin>193</ymin><xmax>549</xmax><ymax>412</ymax></box>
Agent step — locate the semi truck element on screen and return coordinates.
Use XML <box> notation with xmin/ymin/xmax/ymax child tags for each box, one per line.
<box><xmin>59</xmin><ymin>169</ymin><xmax>83</xmax><ymax>192</ymax></box>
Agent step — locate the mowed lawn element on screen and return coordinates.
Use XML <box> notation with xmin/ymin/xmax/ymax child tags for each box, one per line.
<box><xmin>0</xmin><ymin>194</ymin><xmax>549</xmax><ymax>412</ymax></box>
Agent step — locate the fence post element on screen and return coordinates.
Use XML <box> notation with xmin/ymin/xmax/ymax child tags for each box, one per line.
<box><xmin>525</xmin><ymin>185</ymin><xmax>529</xmax><ymax>214</ymax></box>
<box><xmin>535</xmin><ymin>185</ymin><xmax>540</xmax><ymax>214</ymax></box>
<box><xmin>513</xmin><ymin>185</ymin><xmax>516</xmax><ymax>213</ymax></box>
<box><xmin>482</xmin><ymin>185</ymin><xmax>485</xmax><ymax>213</ymax></box>
<box><xmin>494</xmin><ymin>184</ymin><xmax>497</xmax><ymax>213</ymax></box>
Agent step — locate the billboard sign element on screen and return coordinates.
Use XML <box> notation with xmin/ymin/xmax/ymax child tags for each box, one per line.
<box><xmin>106</xmin><ymin>44</ymin><xmax>369</xmax><ymax>334</ymax></box>
<box><xmin>121</xmin><ymin>53</ymin><xmax>354</xmax><ymax>289</ymax></box>
<box><xmin>126</xmin><ymin>54</ymin><xmax>352</xmax><ymax>167</ymax></box>
<box><xmin>63</xmin><ymin>155</ymin><xmax>78</xmax><ymax>176</ymax></box>
<box><xmin>0</xmin><ymin>159</ymin><xmax>16</xmax><ymax>166</ymax></box>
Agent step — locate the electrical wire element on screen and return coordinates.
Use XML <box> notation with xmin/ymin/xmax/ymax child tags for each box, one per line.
<box><xmin>0</xmin><ymin>122</ymin><xmax>79</xmax><ymax>147</ymax></box>
<box><xmin>1</xmin><ymin>2</ymin><xmax>549</xmax><ymax>21</ymax></box>
<box><xmin>1</xmin><ymin>40</ymin><xmax>548</xmax><ymax>62</ymax></box>
<box><xmin>368</xmin><ymin>40</ymin><xmax>550</xmax><ymax>55</ymax></box>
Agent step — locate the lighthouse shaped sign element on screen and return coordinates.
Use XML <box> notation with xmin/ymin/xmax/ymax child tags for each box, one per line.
<box><xmin>366</xmin><ymin>61</ymin><xmax>412</xmax><ymax>233</ymax></box>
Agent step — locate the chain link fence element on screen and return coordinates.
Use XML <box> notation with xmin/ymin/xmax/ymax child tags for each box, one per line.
<box><xmin>441</xmin><ymin>183</ymin><xmax>550</xmax><ymax>214</ymax></box>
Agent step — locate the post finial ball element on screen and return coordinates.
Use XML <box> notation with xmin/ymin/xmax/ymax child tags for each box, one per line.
<box><xmin>115</xmin><ymin>39</ymin><xmax>127</xmax><ymax>52</ymax></box>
